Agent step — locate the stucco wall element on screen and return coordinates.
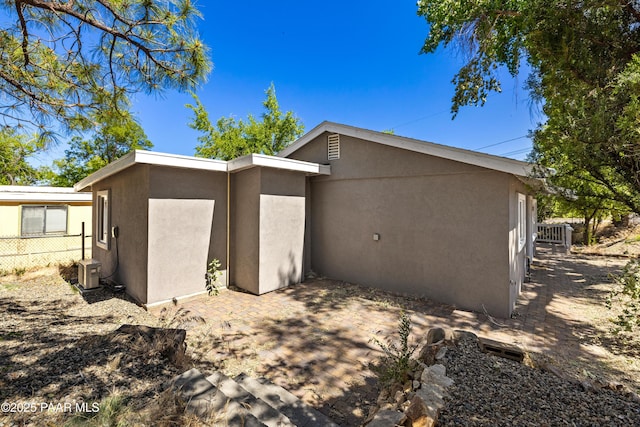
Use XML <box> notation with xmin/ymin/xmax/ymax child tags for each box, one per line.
<box><xmin>231</xmin><ymin>168</ymin><xmax>260</xmax><ymax>293</ymax></box>
<box><xmin>289</xmin><ymin>133</ymin><xmax>514</xmax><ymax>317</ymax></box>
<box><xmin>146</xmin><ymin>166</ymin><xmax>228</xmax><ymax>304</ymax></box>
<box><xmin>93</xmin><ymin>164</ymin><xmax>149</xmax><ymax>304</ymax></box>
<box><xmin>147</xmin><ymin>199</ymin><xmax>214</xmax><ymax>303</ymax></box>
<box><xmin>231</xmin><ymin>167</ymin><xmax>306</xmax><ymax>295</ymax></box>
<box><xmin>258</xmin><ymin>168</ymin><xmax>306</xmax><ymax>293</ymax></box>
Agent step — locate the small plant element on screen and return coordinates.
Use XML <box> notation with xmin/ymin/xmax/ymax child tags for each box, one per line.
<box><xmin>159</xmin><ymin>306</ymin><xmax>205</xmax><ymax>329</ymax></box>
<box><xmin>205</xmin><ymin>258</ymin><xmax>223</xmax><ymax>296</ymax></box>
<box><xmin>12</xmin><ymin>267</ymin><xmax>26</xmax><ymax>277</ymax></box>
<box><xmin>370</xmin><ymin>311</ymin><xmax>418</xmax><ymax>386</ymax></box>
<box><xmin>65</xmin><ymin>392</ymin><xmax>130</xmax><ymax>427</ymax></box>
<box><xmin>607</xmin><ymin>258</ymin><xmax>640</xmax><ymax>333</ymax></box>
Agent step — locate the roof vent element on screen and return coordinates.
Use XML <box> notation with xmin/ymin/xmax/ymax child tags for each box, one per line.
<box><xmin>328</xmin><ymin>134</ymin><xmax>340</xmax><ymax>160</ymax></box>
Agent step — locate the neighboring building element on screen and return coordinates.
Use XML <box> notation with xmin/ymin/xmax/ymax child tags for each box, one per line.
<box><xmin>0</xmin><ymin>186</ymin><xmax>92</xmax><ymax>270</ymax></box>
<box><xmin>74</xmin><ymin>122</ymin><xmax>539</xmax><ymax>317</ymax></box>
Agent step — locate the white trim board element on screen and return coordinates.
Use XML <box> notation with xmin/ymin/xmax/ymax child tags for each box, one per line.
<box><xmin>0</xmin><ymin>185</ymin><xmax>92</xmax><ymax>202</ymax></box>
<box><xmin>228</xmin><ymin>153</ymin><xmax>331</xmax><ymax>175</ymax></box>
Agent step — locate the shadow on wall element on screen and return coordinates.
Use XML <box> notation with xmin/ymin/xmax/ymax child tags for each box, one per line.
<box><xmin>277</xmin><ymin>251</ymin><xmax>299</xmax><ymax>290</ymax></box>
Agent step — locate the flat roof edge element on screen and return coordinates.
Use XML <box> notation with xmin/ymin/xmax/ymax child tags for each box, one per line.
<box><xmin>74</xmin><ymin>150</ymin><xmax>228</xmax><ymax>191</ymax></box>
<box><xmin>0</xmin><ymin>194</ymin><xmax>92</xmax><ymax>202</ymax></box>
<box><xmin>74</xmin><ymin>150</ymin><xmax>331</xmax><ymax>191</ymax></box>
<box><xmin>229</xmin><ymin>153</ymin><xmax>331</xmax><ymax>175</ymax></box>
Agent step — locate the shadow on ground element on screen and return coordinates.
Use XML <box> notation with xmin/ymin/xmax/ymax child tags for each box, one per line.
<box><xmin>175</xmin><ymin>242</ymin><xmax>640</xmax><ymax>425</ymax></box>
<box><xmin>0</xmin><ymin>277</ymin><xmax>182</xmax><ymax>425</ymax></box>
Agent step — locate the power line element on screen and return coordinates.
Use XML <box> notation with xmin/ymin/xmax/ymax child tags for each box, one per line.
<box><xmin>473</xmin><ymin>135</ymin><xmax>529</xmax><ymax>150</ymax></box>
<box><xmin>391</xmin><ymin>87</ymin><xmax>518</xmax><ymax>130</ymax></box>
<box><xmin>498</xmin><ymin>147</ymin><xmax>532</xmax><ymax>157</ymax></box>
<box><xmin>391</xmin><ymin>110</ymin><xmax>449</xmax><ymax>129</ymax></box>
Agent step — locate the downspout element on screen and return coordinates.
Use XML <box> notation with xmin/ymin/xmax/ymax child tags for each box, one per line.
<box><xmin>226</xmin><ymin>171</ymin><xmax>230</xmax><ymax>287</ymax></box>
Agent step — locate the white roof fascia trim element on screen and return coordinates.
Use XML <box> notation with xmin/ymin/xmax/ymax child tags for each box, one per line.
<box><xmin>228</xmin><ymin>153</ymin><xmax>331</xmax><ymax>175</ymax></box>
<box><xmin>134</xmin><ymin>150</ymin><xmax>227</xmax><ymax>172</ymax></box>
<box><xmin>0</xmin><ymin>185</ymin><xmax>78</xmax><ymax>194</ymax></box>
<box><xmin>0</xmin><ymin>193</ymin><xmax>92</xmax><ymax>202</ymax></box>
<box><xmin>74</xmin><ymin>150</ymin><xmax>228</xmax><ymax>191</ymax></box>
<box><xmin>74</xmin><ymin>151</ymin><xmax>136</xmax><ymax>192</ymax></box>
<box><xmin>279</xmin><ymin>121</ymin><xmax>534</xmax><ymax>177</ymax></box>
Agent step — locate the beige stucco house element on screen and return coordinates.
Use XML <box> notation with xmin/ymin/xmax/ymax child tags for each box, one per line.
<box><xmin>74</xmin><ymin>122</ymin><xmax>539</xmax><ymax>318</ymax></box>
<box><xmin>0</xmin><ymin>186</ymin><xmax>92</xmax><ymax>269</ymax></box>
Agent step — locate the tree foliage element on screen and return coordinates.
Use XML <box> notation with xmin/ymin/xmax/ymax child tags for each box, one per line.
<box><xmin>529</xmin><ymin>138</ymin><xmax>630</xmax><ymax>244</ymax></box>
<box><xmin>0</xmin><ymin>0</ymin><xmax>211</xmax><ymax>140</ymax></box>
<box><xmin>0</xmin><ymin>129</ymin><xmax>41</xmax><ymax>185</ymax></box>
<box><xmin>607</xmin><ymin>259</ymin><xmax>640</xmax><ymax>333</ymax></box>
<box><xmin>49</xmin><ymin>108</ymin><xmax>152</xmax><ymax>187</ymax></box>
<box><xmin>187</xmin><ymin>83</ymin><xmax>304</xmax><ymax>160</ymax></box>
<box><xmin>417</xmin><ymin>1</ymin><xmax>640</xmax><ymax>213</ymax></box>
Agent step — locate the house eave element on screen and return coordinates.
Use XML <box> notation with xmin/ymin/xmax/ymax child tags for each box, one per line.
<box><xmin>278</xmin><ymin>121</ymin><xmax>535</xmax><ymax>178</ymax></box>
<box><xmin>0</xmin><ymin>185</ymin><xmax>92</xmax><ymax>203</ymax></box>
<box><xmin>74</xmin><ymin>150</ymin><xmax>330</xmax><ymax>191</ymax></box>
<box><xmin>73</xmin><ymin>150</ymin><xmax>228</xmax><ymax>192</ymax></box>
<box><xmin>228</xmin><ymin>153</ymin><xmax>331</xmax><ymax>175</ymax></box>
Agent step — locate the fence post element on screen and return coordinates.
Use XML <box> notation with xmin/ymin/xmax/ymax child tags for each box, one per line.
<box><xmin>81</xmin><ymin>222</ymin><xmax>85</xmax><ymax>260</ymax></box>
<box><xmin>564</xmin><ymin>224</ymin><xmax>573</xmax><ymax>251</ymax></box>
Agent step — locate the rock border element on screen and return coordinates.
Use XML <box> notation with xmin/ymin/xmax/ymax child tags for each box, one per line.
<box><xmin>364</xmin><ymin>327</ymin><xmax>460</xmax><ymax>427</ymax></box>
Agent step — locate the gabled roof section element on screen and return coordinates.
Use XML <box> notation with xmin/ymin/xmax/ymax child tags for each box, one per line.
<box><xmin>74</xmin><ymin>150</ymin><xmax>330</xmax><ymax>192</ymax></box>
<box><xmin>0</xmin><ymin>185</ymin><xmax>92</xmax><ymax>202</ymax></box>
<box><xmin>278</xmin><ymin>121</ymin><xmax>535</xmax><ymax>178</ymax></box>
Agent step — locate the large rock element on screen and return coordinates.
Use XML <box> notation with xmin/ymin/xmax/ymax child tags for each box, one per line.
<box><xmin>405</xmin><ymin>394</ymin><xmax>427</xmax><ymax>422</ymax></box>
<box><xmin>420</xmin><ymin>364</ymin><xmax>454</xmax><ymax>389</ymax></box>
<box><xmin>365</xmin><ymin>409</ymin><xmax>406</xmax><ymax>427</ymax></box>
<box><xmin>417</xmin><ymin>327</ymin><xmax>456</xmax><ymax>365</ymax></box>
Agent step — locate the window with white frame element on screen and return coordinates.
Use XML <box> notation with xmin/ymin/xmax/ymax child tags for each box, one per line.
<box><xmin>517</xmin><ymin>193</ymin><xmax>526</xmax><ymax>251</ymax></box>
<box><xmin>97</xmin><ymin>190</ymin><xmax>110</xmax><ymax>249</ymax></box>
<box><xmin>21</xmin><ymin>205</ymin><xmax>68</xmax><ymax>236</ymax></box>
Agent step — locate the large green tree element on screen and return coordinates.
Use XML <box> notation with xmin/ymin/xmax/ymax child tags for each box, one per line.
<box><xmin>49</xmin><ymin>108</ymin><xmax>152</xmax><ymax>187</ymax></box>
<box><xmin>0</xmin><ymin>129</ymin><xmax>40</xmax><ymax>185</ymax></box>
<box><xmin>0</xmin><ymin>0</ymin><xmax>211</xmax><ymax>140</ymax></box>
<box><xmin>187</xmin><ymin>84</ymin><xmax>304</xmax><ymax>160</ymax></box>
<box><xmin>417</xmin><ymin>1</ymin><xmax>640</xmax><ymax>213</ymax></box>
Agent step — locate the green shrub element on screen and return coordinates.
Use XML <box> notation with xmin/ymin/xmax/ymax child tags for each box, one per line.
<box><xmin>370</xmin><ymin>311</ymin><xmax>418</xmax><ymax>386</ymax></box>
<box><xmin>205</xmin><ymin>258</ymin><xmax>222</xmax><ymax>296</ymax></box>
<box><xmin>607</xmin><ymin>258</ymin><xmax>640</xmax><ymax>333</ymax></box>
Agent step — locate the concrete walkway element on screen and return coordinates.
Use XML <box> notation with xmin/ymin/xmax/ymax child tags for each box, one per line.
<box><xmin>153</xmin><ymin>244</ymin><xmax>629</xmax><ymax>425</ymax></box>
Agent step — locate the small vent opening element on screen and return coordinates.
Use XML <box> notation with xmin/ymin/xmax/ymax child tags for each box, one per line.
<box><xmin>328</xmin><ymin>133</ymin><xmax>340</xmax><ymax>160</ymax></box>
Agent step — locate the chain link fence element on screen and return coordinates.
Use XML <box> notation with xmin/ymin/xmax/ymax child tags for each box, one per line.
<box><xmin>0</xmin><ymin>234</ymin><xmax>92</xmax><ymax>272</ymax></box>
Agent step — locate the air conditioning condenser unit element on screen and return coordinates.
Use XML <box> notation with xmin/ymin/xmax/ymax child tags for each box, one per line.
<box><xmin>78</xmin><ymin>259</ymin><xmax>101</xmax><ymax>290</ymax></box>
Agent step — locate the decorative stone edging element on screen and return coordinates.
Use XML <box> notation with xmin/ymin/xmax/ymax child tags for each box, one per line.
<box><xmin>364</xmin><ymin>327</ymin><xmax>459</xmax><ymax>427</ymax></box>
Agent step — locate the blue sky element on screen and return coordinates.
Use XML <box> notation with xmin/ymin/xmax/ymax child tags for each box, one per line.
<box><xmin>36</xmin><ymin>1</ymin><xmax>543</xmax><ymax>166</ymax></box>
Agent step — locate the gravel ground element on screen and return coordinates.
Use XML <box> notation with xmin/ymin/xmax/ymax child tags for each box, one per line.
<box><xmin>438</xmin><ymin>333</ymin><xmax>640</xmax><ymax>427</ymax></box>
